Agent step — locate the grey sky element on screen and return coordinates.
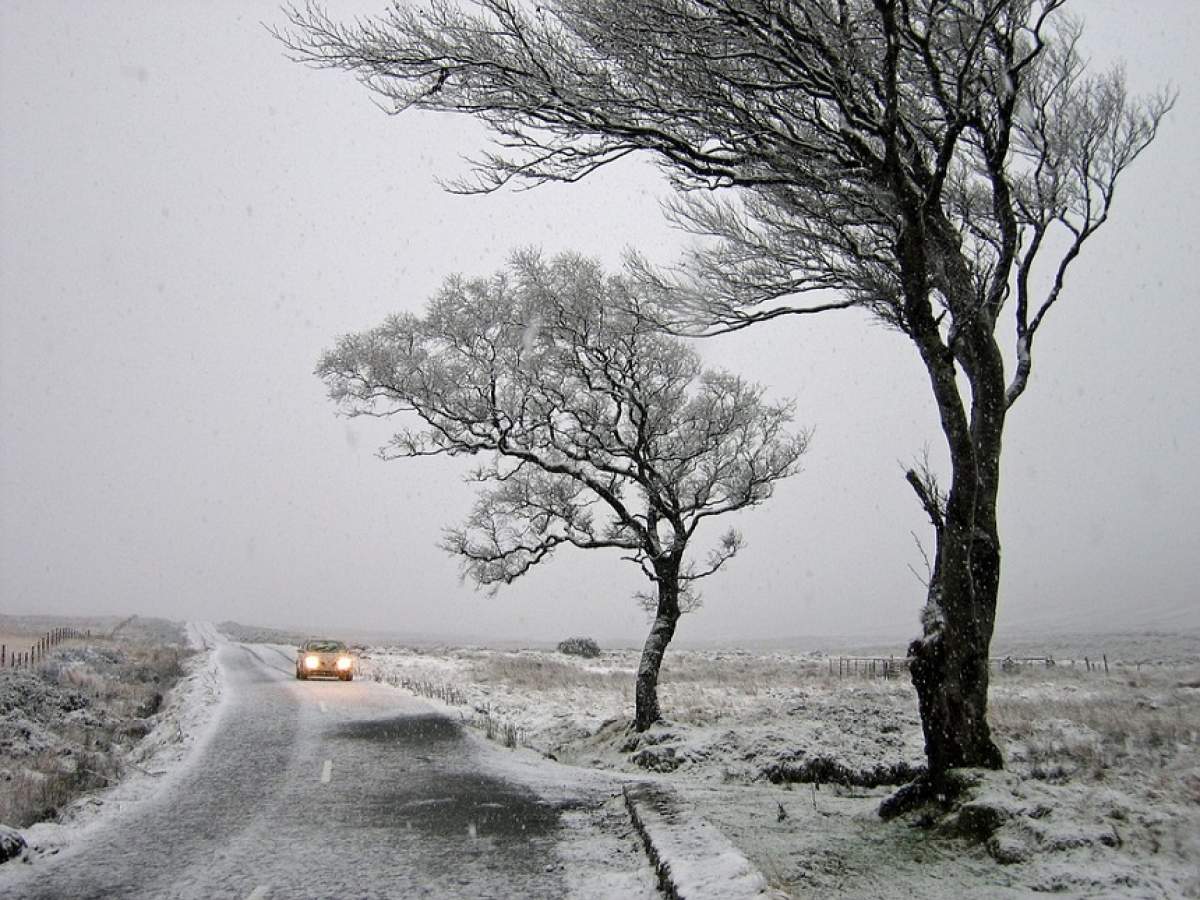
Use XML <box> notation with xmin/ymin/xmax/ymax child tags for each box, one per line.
<box><xmin>2</xmin><ymin>1</ymin><xmax>1197</xmax><ymax>645</ymax></box>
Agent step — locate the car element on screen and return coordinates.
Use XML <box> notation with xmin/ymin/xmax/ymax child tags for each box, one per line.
<box><xmin>295</xmin><ymin>639</ymin><xmax>355</xmax><ymax>681</ymax></box>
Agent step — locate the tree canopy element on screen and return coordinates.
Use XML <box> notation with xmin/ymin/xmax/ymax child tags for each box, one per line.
<box><xmin>317</xmin><ymin>251</ymin><xmax>807</xmax><ymax>727</ymax></box>
<box><xmin>282</xmin><ymin>0</ymin><xmax>1170</xmax><ymax>399</ymax></box>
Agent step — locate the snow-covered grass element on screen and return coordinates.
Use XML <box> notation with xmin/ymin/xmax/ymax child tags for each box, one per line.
<box><xmin>0</xmin><ymin>620</ymin><xmax>226</xmax><ymax>865</ymax></box>
<box><xmin>991</xmin><ymin>665</ymin><xmax>1200</xmax><ymax>781</ymax></box>
<box><xmin>0</xmin><ymin>626</ymin><xmax>192</xmax><ymax>829</ymax></box>
<box><xmin>361</xmin><ymin>641</ymin><xmax>1200</xmax><ymax>898</ymax></box>
<box><xmin>9</xmin><ymin>623</ymin><xmax>225</xmax><ymax>865</ymax></box>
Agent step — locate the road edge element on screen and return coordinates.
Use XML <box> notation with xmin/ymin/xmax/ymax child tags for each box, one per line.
<box><xmin>622</xmin><ymin>781</ymin><xmax>779</xmax><ymax>899</ymax></box>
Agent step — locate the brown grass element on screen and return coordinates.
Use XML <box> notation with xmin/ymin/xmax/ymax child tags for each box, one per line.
<box><xmin>469</xmin><ymin>652</ymin><xmax>630</xmax><ymax>690</ymax></box>
<box><xmin>0</xmin><ymin>750</ymin><xmax>123</xmax><ymax>827</ymax></box>
<box><xmin>0</xmin><ymin>630</ymin><xmax>37</xmax><ymax>648</ymax></box>
<box><xmin>0</xmin><ymin>630</ymin><xmax>90</xmax><ymax>665</ymax></box>
<box><xmin>988</xmin><ymin>665</ymin><xmax>1200</xmax><ymax>783</ymax></box>
<box><xmin>660</xmin><ymin>650</ymin><xmax>827</xmax><ymax>685</ymax></box>
<box><xmin>0</xmin><ymin>635</ymin><xmax>193</xmax><ymax>828</ymax></box>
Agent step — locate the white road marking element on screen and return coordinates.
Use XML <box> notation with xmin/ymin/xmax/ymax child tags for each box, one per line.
<box><xmin>320</xmin><ymin>759</ymin><xmax>333</xmax><ymax>784</ymax></box>
<box><xmin>318</xmin><ymin>701</ymin><xmax>327</xmax><ymax>713</ymax></box>
<box><xmin>246</xmin><ymin>886</ymin><xmax>270</xmax><ymax>900</ymax></box>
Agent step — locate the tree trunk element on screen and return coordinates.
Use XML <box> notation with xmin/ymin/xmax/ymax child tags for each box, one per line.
<box><xmin>633</xmin><ymin>558</ymin><xmax>682</xmax><ymax>732</ymax></box>
<box><xmin>908</xmin><ymin>530</ymin><xmax>1005</xmax><ymax>775</ymax></box>
<box><xmin>879</xmin><ymin>217</ymin><xmax>1009</xmax><ymax>816</ymax></box>
<box><xmin>908</xmin><ymin>328</ymin><xmax>1006</xmax><ymax>778</ymax></box>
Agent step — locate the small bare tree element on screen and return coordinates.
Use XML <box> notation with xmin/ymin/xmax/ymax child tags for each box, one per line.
<box><xmin>280</xmin><ymin>1</ymin><xmax>1172</xmax><ymax>795</ymax></box>
<box><xmin>317</xmin><ymin>251</ymin><xmax>807</xmax><ymax>730</ymax></box>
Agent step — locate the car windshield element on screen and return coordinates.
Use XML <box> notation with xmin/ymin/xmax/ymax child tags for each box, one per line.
<box><xmin>305</xmin><ymin>640</ymin><xmax>346</xmax><ymax>653</ymax></box>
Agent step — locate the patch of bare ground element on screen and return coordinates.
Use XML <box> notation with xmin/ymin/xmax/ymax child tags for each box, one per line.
<box><xmin>0</xmin><ymin>618</ymin><xmax>193</xmax><ymax>831</ymax></box>
<box><xmin>364</xmin><ymin>644</ymin><xmax>1200</xmax><ymax>898</ymax></box>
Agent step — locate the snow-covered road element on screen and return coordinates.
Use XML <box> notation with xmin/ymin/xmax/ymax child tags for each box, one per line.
<box><xmin>1</xmin><ymin>631</ymin><xmax>656</xmax><ymax>899</ymax></box>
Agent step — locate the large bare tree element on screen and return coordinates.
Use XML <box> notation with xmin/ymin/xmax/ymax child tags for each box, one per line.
<box><xmin>279</xmin><ymin>0</ymin><xmax>1171</xmax><ymax>794</ymax></box>
<box><xmin>317</xmin><ymin>252</ymin><xmax>807</xmax><ymax>730</ymax></box>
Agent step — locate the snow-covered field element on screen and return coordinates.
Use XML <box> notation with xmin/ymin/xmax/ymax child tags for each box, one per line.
<box><xmin>0</xmin><ymin>621</ymin><xmax>226</xmax><ymax>862</ymax></box>
<box><xmin>359</xmin><ymin>638</ymin><xmax>1200</xmax><ymax>898</ymax></box>
<box><xmin>4</xmin><ymin>620</ymin><xmax>1196</xmax><ymax>896</ymax></box>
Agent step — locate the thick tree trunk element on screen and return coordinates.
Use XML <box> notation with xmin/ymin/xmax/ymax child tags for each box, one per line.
<box><xmin>634</xmin><ymin>559</ymin><xmax>681</xmax><ymax>732</ymax></box>
<box><xmin>886</xmin><ymin>429</ymin><xmax>1004</xmax><ymax>819</ymax></box>
<box><xmin>908</xmin><ymin>332</ymin><xmax>1006</xmax><ymax>778</ymax></box>
<box><xmin>908</xmin><ymin>530</ymin><xmax>1004</xmax><ymax>776</ymax></box>
<box><xmin>893</xmin><ymin>226</ymin><xmax>1007</xmax><ymax>782</ymax></box>
<box><xmin>883</xmin><ymin>216</ymin><xmax>1009</xmax><ymax>808</ymax></box>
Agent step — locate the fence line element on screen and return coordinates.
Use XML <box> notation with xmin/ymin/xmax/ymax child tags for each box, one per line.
<box><xmin>3</xmin><ymin>626</ymin><xmax>91</xmax><ymax>670</ymax></box>
<box><xmin>828</xmin><ymin>652</ymin><xmax>1117</xmax><ymax>679</ymax></box>
<box><xmin>829</xmin><ymin>656</ymin><xmax>906</xmax><ymax>679</ymax></box>
<box><xmin>993</xmin><ymin>654</ymin><xmax>1112</xmax><ymax>674</ymax></box>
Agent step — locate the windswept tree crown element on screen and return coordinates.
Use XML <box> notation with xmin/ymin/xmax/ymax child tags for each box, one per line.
<box><xmin>282</xmin><ymin>0</ymin><xmax>1170</xmax><ymax>405</ymax></box>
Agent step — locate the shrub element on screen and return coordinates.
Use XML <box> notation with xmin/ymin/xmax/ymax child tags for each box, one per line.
<box><xmin>557</xmin><ymin>637</ymin><xmax>601</xmax><ymax>659</ymax></box>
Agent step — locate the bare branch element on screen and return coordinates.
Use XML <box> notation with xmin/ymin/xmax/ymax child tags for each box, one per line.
<box><xmin>904</xmin><ymin>449</ymin><xmax>946</xmax><ymax>531</ymax></box>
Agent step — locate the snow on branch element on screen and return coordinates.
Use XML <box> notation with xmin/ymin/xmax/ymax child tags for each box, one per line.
<box><xmin>316</xmin><ymin>250</ymin><xmax>807</xmax><ymax>606</ymax></box>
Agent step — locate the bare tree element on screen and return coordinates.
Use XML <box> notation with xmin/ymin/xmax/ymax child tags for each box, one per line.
<box><xmin>317</xmin><ymin>251</ymin><xmax>807</xmax><ymax>730</ymax></box>
<box><xmin>279</xmin><ymin>0</ymin><xmax>1171</xmax><ymax>796</ymax></box>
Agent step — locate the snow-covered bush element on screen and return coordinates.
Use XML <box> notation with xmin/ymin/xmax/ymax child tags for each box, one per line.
<box><xmin>557</xmin><ymin>637</ymin><xmax>601</xmax><ymax>659</ymax></box>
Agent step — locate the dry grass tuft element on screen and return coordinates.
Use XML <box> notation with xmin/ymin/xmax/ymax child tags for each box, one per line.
<box><xmin>0</xmin><ymin>750</ymin><xmax>123</xmax><ymax>827</ymax></box>
<box><xmin>475</xmin><ymin>708</ymin><xmax>525</xmax><ymax>748</ymax></box>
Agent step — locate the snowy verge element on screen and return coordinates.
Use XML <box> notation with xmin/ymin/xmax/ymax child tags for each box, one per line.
<box><xmin>360</xmin><ymin>643</ymin><xmax>1200</xmax><ymax>898</ymax></box>
<box><xmin>359</xmin><ymin>649</ymin><xmax>781</xmax><ymax>898</ymax></box>
<box><xmin>623</xmin><ymin>782</ymin><xmax>778</xmax><ymax>899</ymax></box>
<box><xmin>8</xmin><ymin>622</ymin><xmax>227</xmax><ymax>865</ymax></box>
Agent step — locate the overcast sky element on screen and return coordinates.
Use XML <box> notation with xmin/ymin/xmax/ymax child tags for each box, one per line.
<box><xmin>2</xmin><ymin>1</ymin><xmax>1197</xmax><ymax>646</ymax></box>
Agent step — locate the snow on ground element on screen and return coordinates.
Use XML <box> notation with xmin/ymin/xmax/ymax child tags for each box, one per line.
<box><xmin>6</xmin><ymin>622</ymin><xmax>227</xmax><ymax>863</ymax></box>
<box><xmin>365</xmin><ymin>666</ymin><xmax>662</xmax><ymax>898</ymax></box>
<box><xmin>623</xmin><ymin>781</ymin><xmax>778</xmax><ymax>899</ymax></box>
<box><xmin>6</xmin><ymin>624</ymin><xmax>1195</xmax><ymax>896</ymax></box>
<box><xmin>360</xmin><ymin>642</ymin><xmax>1200</xmax><ymax>898</ymax></box>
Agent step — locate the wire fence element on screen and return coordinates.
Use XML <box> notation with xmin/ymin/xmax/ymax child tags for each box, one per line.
<box><xmin>829</xmin><ymin>656</ymin><xmax>907</xmax><ymax>678</ymax></box>
<box><xmin>2</xmin><ymin>627</ymin><xmax>91</xmax><ymax>670</ymax></box>
<box><xmin>828</xmin><ymin>652</ymin><xmax>1122</xmax><ymax>679</ymax></box>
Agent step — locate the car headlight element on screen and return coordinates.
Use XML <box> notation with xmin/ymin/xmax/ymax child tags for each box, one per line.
<box><xmin>336</xmin><ymin>656</ymin><xmax>353</xmax><ymax>671</ymax></box>
<box><xmin>305</xmin><ymin>655</ymin><xmax>320</xmax><ymax>669</ymax></box>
